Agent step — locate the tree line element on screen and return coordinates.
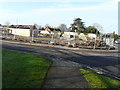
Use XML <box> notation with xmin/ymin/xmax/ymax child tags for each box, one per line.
<box><xmin>59</xmin><ymin>18</ymin><xmax>101</xmax><ymax>34</ymax></box>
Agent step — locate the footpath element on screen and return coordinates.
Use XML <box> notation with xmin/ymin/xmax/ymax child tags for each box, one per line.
<box><xmin>43</xmin><ymin>59</ymin><xmax>89</xmax><ymax>88</ymax></box>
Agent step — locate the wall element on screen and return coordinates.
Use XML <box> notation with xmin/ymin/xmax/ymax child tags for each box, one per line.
<box><xmin>62</xmin><ymin>32</ymin><xmax>78</xmax><ymax>38</ymax></box>
<box><xmin>9</xmin><ymin>28</ymin><xmax>31</xmax><ymax>37</ymax></box>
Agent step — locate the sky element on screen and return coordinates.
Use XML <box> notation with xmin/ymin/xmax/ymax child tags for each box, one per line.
<box><xmin>0</xmin><ymin>0</ymin><xmax>119</xmax><ymax>34</ymax></box>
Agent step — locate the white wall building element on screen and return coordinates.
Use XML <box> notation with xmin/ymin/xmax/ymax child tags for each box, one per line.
<box><xmin>8</xmin><ymin>28</ymin><xmax>38</xmax><ymax>37</ymax></box>
<box><xmin>79</xmin><ymin>33</ymin><xmax>87</xmax><ymax>40</ymax></box>
<box><xmin>40</xmin><ymin>30</ymin><xmax>51</xmax><ymax>35</ymax></box>
<box><xmin>103</xmin><ymin>38</ymin><xmax>114</xmax><ymax>46</ymax></box>
<box><xmin>62</xmin><ymin>32</ymin><xmax>78</xmax><ymax>38</ymax></box>
<box><xmin>9</xmin><ymin>28</ymin><xmax>31</xmax><ymax>37</ymax></box>
<box><xmin>87</xmin><ymin>33</ymin><xmax>97</xmax><ymax>39</ymax></box>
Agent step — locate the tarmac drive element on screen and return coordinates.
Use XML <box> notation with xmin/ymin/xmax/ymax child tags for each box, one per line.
<box><xmin>1</xmin><ymin>40</ymin><xmax>120</xmax><ymax>88</ymax></box>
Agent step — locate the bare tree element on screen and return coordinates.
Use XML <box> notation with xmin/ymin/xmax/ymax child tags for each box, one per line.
<box><xmin>45</xmin><ymin>24</ymin><xmax>49</xmax><ymax>28</ymax></box>
<box><xmin>4</xmin><ymin>21</ymin><xmax>11</xmax><ymax>36</ymax></box>
<box><xmin>93</xmin><ymin>23</ymin><xmax>103</xmax><ymax>49</ymax></box>
<box><xmin>58</xmin><ymin>24</ymin><xmax>68</xmax><ymax>32</ymax></box>
<box><xmin>5</xmin><ymin>21</ymin><xmax>10</xmax><ymax>27</ymax></box>
<box><xmin>93</xmin><ymin>23</ymin><xmax>103</xmax><ymax>34</ymax></box>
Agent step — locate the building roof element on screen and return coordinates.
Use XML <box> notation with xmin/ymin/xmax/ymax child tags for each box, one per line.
<box><xmin>45</xmin><ymin>26</ymin><xmax>61</xmax><ymax>32</ymax></box>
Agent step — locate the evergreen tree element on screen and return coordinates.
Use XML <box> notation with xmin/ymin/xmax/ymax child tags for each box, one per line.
<box><xmin>70</xmin><ymin>18</ymin><xmax>85</xmax><ymax>33</ymax></box>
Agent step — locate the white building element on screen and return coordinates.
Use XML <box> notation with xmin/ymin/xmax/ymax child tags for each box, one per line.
<box><xmin>62</xmin><ymin>32</ymin><xmax>78</xmax><ymax>38</ymax></box>
<box><xmin>8</xmin><ymin>28</ymin><xmax>38</xmax><ymax>37</ymax></box>
<box><xmin>79</xmin><ymin>33</ymin><xmax>87</xmax><ymax>41</ymax></box>
<box><xmin>87</xmin><ymin>33</ymin><xmax>97</xmax><ymax>39</ymax></box>
<box><xmin>8</xmin><ymin>28</ymin><xmax>31</xmax><ymax>37</ymax></box>
<box><xmin>103</xmin><ymin>38</ymin><xmax>114</xmax><ymax>46</ymax></box>
<box><xmin>62</xmin><ymin>32</ymin><xmax>95</xmax><ymax>41</ymax></box>
<box><xmin>40</xmin><ymin>30</ymin><xmax>51</xmax><ymax>35</ymax></box>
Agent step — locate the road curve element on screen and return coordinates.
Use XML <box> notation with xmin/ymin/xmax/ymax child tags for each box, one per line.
<box><xmin>1</xmin><ymin>40</ymin><xmax>120</xmax><ymax>88</ymax></box>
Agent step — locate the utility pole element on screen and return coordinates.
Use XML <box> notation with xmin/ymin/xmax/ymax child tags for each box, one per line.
<box><xmin>94</xmin><ymin>30</ymin><xmax>98</xmax><ymax>49</ymax></box>
<box><xmin>13</xmin><ymin>18</ymin><xmax>18</xmax><ymax>40</ymax></box>
<box><xmin>94</xmin><ymin>37</ymin><xmax>96</xmax><ymax>49</ymax></box>
<box><xmin>68</xmin><ymin>32</ymin><xmax>70</xmax><ymax>46</ymax></box>
<box><xmin>74</xmin><ymin>29</ymin><xmax>77</xmax><ymax>47</ymax></box>
<box><xmin>5</xmin><ymin>21</ymin><xmax>10</xmax><ymax>38</ymax></box>
<box><xmin>105</xmin><ymin>34</ymin><xmax>107</xmax><ymax>45</ymax></box>
<box><xmin>14</xmin><ymin>31</ymin><xmax>16</xmax><ymax>40</ymax></box>
<box><xmin>51</xmin><ymin>33</ymin><xmax>54</xmax><ymax>42</ymax></box>
<box><xmin>6</xmin><ymin>24</ymin><xmax>8</xmax><ymax>38</ymax></box>
<box><xmin>32</xmin><ymin>30</ymin><xmax>34</xmax><ymax>41</ymax></box>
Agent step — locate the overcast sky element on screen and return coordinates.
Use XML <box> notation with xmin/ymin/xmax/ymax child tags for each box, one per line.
<box><xmin>0</xmin><ymin>0</ymin><xmax>119</xmax><ymax>34</ymax></box>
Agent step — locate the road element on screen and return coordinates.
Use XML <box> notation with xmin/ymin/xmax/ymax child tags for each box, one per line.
<box><xmin>1</xmin><ymin>40</ymin><xmax>120</xmax><ymax>88</ymax></box>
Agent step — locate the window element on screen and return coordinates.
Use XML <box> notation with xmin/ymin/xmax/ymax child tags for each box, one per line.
<box><xmin>70</xmin><ymin>35</ymin><xmax>74</xmax><ymax>38</ymax></box>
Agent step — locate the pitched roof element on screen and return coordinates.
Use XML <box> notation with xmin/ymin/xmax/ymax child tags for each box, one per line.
<box><xmin>45</xmin><ymin>26</ymin><xmax>61</xmax><ymax>31</ymax></box>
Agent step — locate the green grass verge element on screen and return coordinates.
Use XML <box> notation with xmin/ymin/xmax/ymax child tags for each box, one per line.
<box><xmin>2</xmin><ymin>49</ymin><xmax>52</xmax><ymax>88</ymax></box>
<box><xmin>80</xmin><ymin>67</ymin><xmax>120</xmax><ymax>89</ymax></box>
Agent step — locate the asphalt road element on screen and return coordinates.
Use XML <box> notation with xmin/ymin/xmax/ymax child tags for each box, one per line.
<box><xmin>1</xmin><ymin>40</ymin><xmax>120</xmax><ymax>87</ymax></box>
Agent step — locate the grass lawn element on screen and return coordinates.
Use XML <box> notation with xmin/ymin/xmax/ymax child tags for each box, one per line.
<box><xmin>80</xmin><ymin>67</ymin><xmax>120</xmax><ymax>89</ymax></box>
<box><xmin>2</xmin><ymin>49</ymin><xmax>52</xmax><ymax>88</ymax></box>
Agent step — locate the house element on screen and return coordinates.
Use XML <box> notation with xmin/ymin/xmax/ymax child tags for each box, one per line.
<box><xmin>39</xmin><ymin>26</ymin><xmax>61</xmax><ymax>36</ymax></box>
<box><xmin>0</xmin><ymin>26</ymin><xmax>4</xmax><ymax>30</ymax></box>
<box><xmin>45</xmin><ymin>26</ymin><xmax>61</xmax><ymax>32</ymax></box>
<box><xmin>8</xmin><ymin>28</ymin><xmax>31</xmax><ymax>37</ymax></box>
<box><xmin>87</xmin><ymin>33</ymin><xmax>97</xmax><ymax>39</ymax></box>
<box><xmin>62</xmin><ymin>32</ymin><xmax>96</xmax><ymax>41</ymax></box>
<box><xmin>79</xmin><ymin>33</ymin><xmax>87</xmax><ymax>41</ymax></box>
<box><xmin>9</xmin><ymin>25</ymin><xmax>33</xmax><ymax>29</ymax></box>
<box><xmin>0</xmin><ymin>26</ymin><xmax>6</xmax><ymax>34</ymax></box>
<box><xmin>8</xmin><ymin>28</ymin><xmax>38</xmax><ymax>37</ymax></box>
<box><xmin>62</xmin><ymin>32</ymin><xmax>78</xmax><ymax>38</ymax></box>
<box><xmin>102</xmin><ymin>34</ymin><xmax>114</xmax><ymax>46</ymax></box>
<box><xmin>40</xmin><ymin>30</ymin><xmax>54</xmax><ymax>35</ymax></box>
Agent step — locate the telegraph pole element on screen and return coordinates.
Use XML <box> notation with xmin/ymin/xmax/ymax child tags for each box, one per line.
<box><xmin>32</xmin><ymin>30</ymin><xmax>34</xmax><ymax>41</ymax></box>
<box><xmin>94</xmin><ymin>30</ymin><xmax>98</xmax><ymax>49</ymax></box>
<box><xmin>13</xmin><ymin>18</ymin><xmax>18</xmax><ymax>40</ymax></box>
<box><xmin>14</xmin><ymin>31</ymin><xmax>16</xmax><ymax>40</ymax></box>
<box><xmin>73</xmin><ymin>29</ymin><xmax>77</xmax><ymax>47</ymax></box>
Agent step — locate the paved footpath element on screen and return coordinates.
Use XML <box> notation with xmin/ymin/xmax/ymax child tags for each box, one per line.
<box><xmin>43</xmin><ymin>59</ymin><xmax>89</xmax><ymax>88</ymax></box>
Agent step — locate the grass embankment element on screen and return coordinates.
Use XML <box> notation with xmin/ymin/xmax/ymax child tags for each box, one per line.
<box><xmin>2</xmin><ymin>49</ymin><xmax>52</xmax><ymax>88</ymax></box>
<box><xmin>80</xmin><ymin>67</ymin><xmax>120</xmax><ymax>88</ymax></box>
